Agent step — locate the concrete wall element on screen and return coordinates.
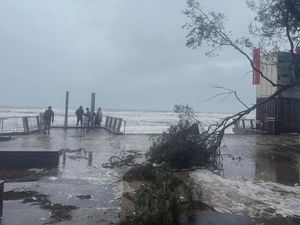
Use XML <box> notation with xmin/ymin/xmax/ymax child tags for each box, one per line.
<box><xmin>0</xmin><ymin>150</ymin><xmax>61</xmax><ymax>168</ymax></box>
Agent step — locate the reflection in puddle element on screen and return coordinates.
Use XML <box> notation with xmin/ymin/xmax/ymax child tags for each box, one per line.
<box><xmin>221</xmin><ymin>135</ymin><xmax>300</xmax><ymax>186</ymax></box>
<box><xmin>255</xmin><ymin>151</ymin><xmax>300</xmax><ymax>186</ymax></box>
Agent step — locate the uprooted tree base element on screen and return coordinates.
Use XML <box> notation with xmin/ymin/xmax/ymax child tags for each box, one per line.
<box><xmin>121</xmin><ymin>163</ymin><xmax>213</xmax><ymax>225</ymax></box>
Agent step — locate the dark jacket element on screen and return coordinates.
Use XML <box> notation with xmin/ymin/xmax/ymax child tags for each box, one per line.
<box><xmin>44</xmin><ymin>109</ymin><xmax>54</xmax><ymax>122</ymax></box>
<box><xmin>76</xmin><ymin>108</ymin><xmax>84</xmax><ymax>118</ymax></box>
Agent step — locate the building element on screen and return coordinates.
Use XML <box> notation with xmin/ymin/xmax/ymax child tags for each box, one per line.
<box><xmin>254</xmin><ymin>48</ymin><xmax>300</xmax><ymax>134</ymax></box>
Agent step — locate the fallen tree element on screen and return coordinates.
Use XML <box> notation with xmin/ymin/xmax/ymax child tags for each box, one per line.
<box><xmin>147</xmin><ymin>105</ymin><xmax>222</xmax><ymax>170</ymax></box>
<box><xmin>121</xmin><ymin>105</ymin><xmax>220</xmax><ymax>225</ymax></box>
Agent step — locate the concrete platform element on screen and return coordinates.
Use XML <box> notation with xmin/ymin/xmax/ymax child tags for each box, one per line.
<box><xmin>0</xmin><ymin>148</ymin><xmax>62</xmax><ymax>168</ymax></box>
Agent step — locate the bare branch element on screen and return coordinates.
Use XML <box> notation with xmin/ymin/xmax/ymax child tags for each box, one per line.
<box><xmin>184</xmin><ymin>0</ymin><xmax>281</xmax><ymax>87</ymax></box>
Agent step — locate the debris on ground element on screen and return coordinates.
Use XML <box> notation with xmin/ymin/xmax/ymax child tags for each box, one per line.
<box><xmin>76</xmin><ymin>194</ymin><xmax>91</xmax><ymax>199</ymax></box>
<box><xmin>60</xmin><ymin>148</ymin><xmax>90</xmax><ymax>160</ymax></box>
<box><xmin>102</xmin><ymin>150</ymin><xmax>143</xmax><ymax>169</ymax></box>
<box><xmin>61</xmin><ymin>148</ymin><xmax>86</xmax><ymax>153</ymax></box>
<box><xmin>4</xmin><ymin>189</ymin><xmax>78</xmax><ymax>223</ymax></box>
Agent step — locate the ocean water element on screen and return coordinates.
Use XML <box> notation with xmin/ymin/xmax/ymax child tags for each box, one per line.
<box><xmin>0</xmin><ymin>106</ymin><xmax>255</xmax><ymax>134</ymax></box>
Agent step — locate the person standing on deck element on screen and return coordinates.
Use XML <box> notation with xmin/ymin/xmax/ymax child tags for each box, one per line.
<box><xmin>93</xmin><ymin>110</ymin><xmax>98</xmax><ymax>127</ymax></box>
<box><xmin>84</xmin><ymin>107</ymin><xmax>92</xmax><ymax>130</ymax></box>
<box><xmin>75</xmin><ymin>106</ymin><xmax>84</xmax><ymax>127</ymax></box>
<box><xmin>43</xmin><ymin>106</ymin><xmax>54</xmax><ymax>134</ymax></box>
<box><xmin>96</xmin><ymin>107</ymin><xmax>103</xmax><ymax>127</ymax></box>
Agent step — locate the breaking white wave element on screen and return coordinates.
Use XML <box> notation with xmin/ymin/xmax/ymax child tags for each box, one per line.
<box><xmin>0</xmin><ymin>106</ymin><xmax>255</xmax><ymax>134</ymax></box>
<box><xmin>59</xmin><ymin>169</ymin><xmax>123</xmax><ymax>185</ymax></box>
<box><xmin>191</xmin><ymin>170</ymin><xmax>300</xmax><ymax>218</ymax></box>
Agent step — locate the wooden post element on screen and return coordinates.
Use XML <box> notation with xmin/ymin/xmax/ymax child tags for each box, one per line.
<box><xmin>64</xmin><ymin>91</ymin><xmax>69</xmax><ymax>129</ymax></box>
<box><xmin>0</xmin><ymin>180</ymin><xmax>3</xmax><ymax>217</ymax></box>
<box><xmin>91</xmin><ymin>92</ymin><xmax>95</xmax><ymax>128</ymax></box>
<box><xmin>88</xmin><ymin>152</ymin><xmax>93</xmax><ymax>167</ymax></box>
<box><xmin>62</xmin><ymin>150</ymin><xmax>66</xmax><ymax>166</ymax></box>
<box><xmin>36</xmin><ymin>116</ymin><xmax>40</xmax><ymax>131</ymax></box>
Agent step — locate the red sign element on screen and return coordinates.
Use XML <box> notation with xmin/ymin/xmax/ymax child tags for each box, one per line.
<box><xmin>252</xmin><ymin>48</ymin><xmax>261</xmax><ymax>85</ymax></box>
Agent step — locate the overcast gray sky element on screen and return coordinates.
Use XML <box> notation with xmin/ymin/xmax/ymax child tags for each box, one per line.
<box><xmin>0</xmin><ymin>0</ymin><xmax>256</xmax><ymax>112</ymax></box>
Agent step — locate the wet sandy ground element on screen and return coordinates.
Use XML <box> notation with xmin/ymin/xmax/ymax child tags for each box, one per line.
<box><xmin>0</xmin><ymin>129</ymin><xmax>300</xmax><ymax>224</ymax></box>
<box><xmin>191</xmin><ymin>134</ymin><xmax>300</xmax><ymax>225</ymax></box>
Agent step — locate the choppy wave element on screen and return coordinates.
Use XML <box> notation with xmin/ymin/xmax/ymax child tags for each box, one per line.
<box><xmin>191</xmin><ymin>170</ymin><xmax>300</xmax><ymax>218</ymax></box>
<box><xmin>0</xmin><ymin>107</ymin><xmax>255</xmax><ymax>134</ymax></box>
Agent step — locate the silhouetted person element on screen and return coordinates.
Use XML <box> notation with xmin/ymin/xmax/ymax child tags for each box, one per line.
<box><xmin>96</xmin><ymin>107</ymin><xmax>103</xmax><ymax>127</ymax></box>
<box><xmin>43</xmin><ymin>106</ymin><xmax>54</xmax><ymax>134</ymax></box>
<box><xmin>75</xmin><ymin>106</ymin><xmax>84</xmax><ymax>127</ymax></box>
<box><xmin>84</xmin><ymin>107</ymin><xmax>92</xmax><ymax>131</ymax></box>
<box><xmin>93</xmin><ymin>111</ymin><xmax>97</xmax><ymax>127</ymax></box>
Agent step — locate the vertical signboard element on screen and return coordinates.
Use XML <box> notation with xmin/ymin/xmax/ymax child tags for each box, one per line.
<box><xmin>253</xmin><ymin>48</ymin><xmax>261</xmax><ymax>85</ymax></box>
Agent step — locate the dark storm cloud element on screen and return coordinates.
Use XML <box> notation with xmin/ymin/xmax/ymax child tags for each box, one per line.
<box><xmin>0</xmin><ymin>0</ymin><xmax>255</xmax><ymax>112</ymax></box>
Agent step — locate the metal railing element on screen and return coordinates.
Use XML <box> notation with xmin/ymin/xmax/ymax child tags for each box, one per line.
<box><xmin>0</xmin><ymin>116</ymin><xmax>40</xmax><ymax>134</ymax></box>
<box><xmin>103</xmin><ymin>116</ymin><xmax>125</xmax><ymax>134</ymax></box>
<box><xmin>0</xmin><ymin>114</ymin><xmax>125</xmax><ymax>135</ymax></box>
<box><xmin>233</xmin><ymin>119</ymin><xmax>262</xmax><ymax>134</ymax></box>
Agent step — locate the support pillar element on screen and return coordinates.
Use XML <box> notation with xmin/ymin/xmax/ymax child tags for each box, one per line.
<box><xmin>36</xmin><ymin>116</ymin><xmax>40</xmax><ymax>131</ymax></box>
<box><xmin>64</xmin><ymin>91</ymin><xmax>69</xmax><ymax>129</ymax></box>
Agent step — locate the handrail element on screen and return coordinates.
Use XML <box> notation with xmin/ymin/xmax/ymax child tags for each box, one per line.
<box><xmin>0</xmin><ymin>116</ymin><xmax>38</xmax><ymax>120</ymax></box>
<box><xmin>233</xmin><ymin>118</ymin><xmax>262</xmax><ymax>134</ymax></box>
<box><xmin>0</xmin><ymin>116</ymin><xmax>40</xmax><ymax>134</ymax></box>
<box><xmin>0</xmin><ymin>114</ymin><xmax>125</xmax><ymax>135</ymax></box>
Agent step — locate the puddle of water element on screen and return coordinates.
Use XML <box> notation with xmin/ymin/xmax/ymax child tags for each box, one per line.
<box><xmin>1</xmin><ymin>201</ymin><xmax>49</xmax><ymax>225</ymax></box>
<box><xmin>221</xmin><ymin>135</ymin><xmax>300</xmax><ymax>186</ymax></box>
<box><xmin>0</xmin><ymin>130</ymin><xmax>153</xmax><ymax>224</ymax></box>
